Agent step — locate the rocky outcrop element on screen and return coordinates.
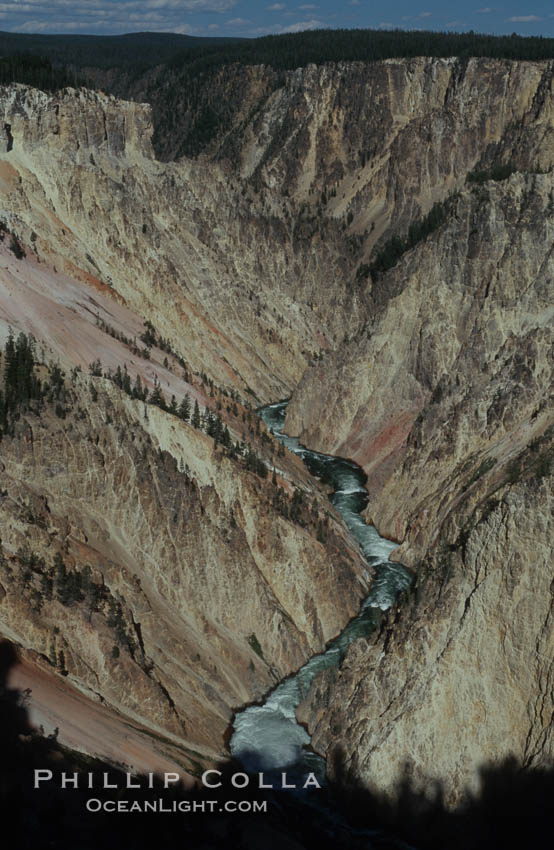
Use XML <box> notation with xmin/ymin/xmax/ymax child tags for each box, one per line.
<box><xmin>154</xmin><ymin>57</ymin><xmax>554</xmax><ymax>250</ymax></box>
<box><xmin>3</xmin><ymin>60</ymin><xmax>554</xmax><ymax>407</ymax></box>
<box><xmin>0</xmin><ymin>84</ymin><xmax>153</xmax><ymax>160</ymax></box>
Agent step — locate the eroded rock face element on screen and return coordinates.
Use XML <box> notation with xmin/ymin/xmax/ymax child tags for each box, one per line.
<box><xmin>287</xmin><ymin>174</ymin><xmax>554</xmax><ymax>555</ymax></box>
<box><xmin>0</xmin><ymin>374</ymin><xmax>367</xmax><ymax>766</ymax></box>
<box><xmin>0</xmin><ymin>84</ymin><xmax>362</xmax><ymax>404</ymax></box>
<box><xmin>0</xmin><ymin>85</ymin><xmax>153</xmax><ymax>160</ymax></box>
<box><xmin>166</xmin><ymin>58</ymin><xmax>554</xmax><ymax>249</ymax></box>
<box><xmin>293</xmin><ymin>174</ymin><xmax>554</xmax><ymax>804</ymax></box>
<box><xmin>298</xmin><ymin>463</ymin><xmax>554</xmax><ymax>806</ymax></box>
<box><xmin>2</xmin><ymin>59</ymin><xmax>553</xmax><ymax>408</ymax></box>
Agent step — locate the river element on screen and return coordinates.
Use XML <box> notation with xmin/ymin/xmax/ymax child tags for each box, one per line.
<box><xmin>230</xmin><ymin>401</ymin><xmax>413</xmax><ymax>786</ymax></box>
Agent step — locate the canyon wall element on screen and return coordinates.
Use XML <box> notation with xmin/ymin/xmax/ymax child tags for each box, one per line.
<box><xmin>0</xmin><ymin>79</ymin><xmax>373</xmax><ymax>766</ymax></box>
<box><xmin>154</xmin><ymin>57</ymin><xmax>554</xmax><ymax>250</ymax></box>
<box><xmin>0</xmin><ymin>83</ymin><xmax>361</xmax><ymax>403</ymax></box>
<box><xmin>0</xmin><ymin>348</ymin><xmax>368</xmax><ymax>768</ymax></box>
<box><xmin>291</xmin><ymin>147</ymin><xmax>553</xmax><ymax>803</ymax></box>
<box><xmin>287</xmin><ymin>173</ymin><xmax>553</xmax><ymax>552</ymax></box>
<box><xmin>299</xmin><ymin>453</ymin><xmax>554</xmax><ymax>805</ymax></box>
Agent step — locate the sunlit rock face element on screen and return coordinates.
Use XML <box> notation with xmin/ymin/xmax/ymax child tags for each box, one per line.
<box><xmin>0</xmin><ymin>83</ymin><xmax>371</xmax><ymax>771</ymax></box>
<box><xmin>287</xmin><ymin>173</ymin><xmax>553</xmax><ymax>552</ymax></box>
<box><xmin>0</xmin><ymin>346</ymin><xmax>368</xmax><ymax>770</ymax></box>
<box><xmin>0</xmin><ymin>83</ymin><xmax>364</xmax><ymax>406</ymax></box>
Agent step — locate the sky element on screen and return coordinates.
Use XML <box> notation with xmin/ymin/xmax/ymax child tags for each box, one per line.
<box><xmin>0</xmin><ymin>1</ymin><xmax>553</xmax><ymax>39</ymax></box>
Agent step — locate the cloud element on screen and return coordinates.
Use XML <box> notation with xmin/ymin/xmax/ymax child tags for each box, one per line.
<box><xmin>402</xmin><ymin>11</ymin><xmax>433</xmax><ymax>21</ymax></box>
<box><xmin>266</xmin><ymin>2</ymin><xmax>285</xmax><ymax>9</ymax></box>
<box><xmin>475</xmin><ymin>6</ymin><xmax>494</xmax><ymax>11</ymax></box>
<box><xmin>281</xmin><ymin>17</ymin><xmax>323</xmax><ymax>32</ymax></box>
<box><xmin>349</xmin><ymin>0</ymin><xmax>361</xmax><ymax>5</ymax></box>
<box><xmin>0</xmin><ymin>0</ymin><xmax>239</xmax><ymax>34</ymax></box>
<box><xmin>298</xmin><ymin>3</ymin><xmax>318</xmax><ymax>8</ymax></box>
<box><xmin>225</xmin><ymin>17</ymin><xmax>252</xmax><ymax>27</ymax></box>
<box><xmin>506</xmin><ymin>15</ymin><xmax>542</xmax><ymax>22</ymax></box>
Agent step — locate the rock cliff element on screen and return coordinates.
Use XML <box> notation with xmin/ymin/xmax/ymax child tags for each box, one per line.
<box><xmin>0</xmin><ymin>83</ymin><xmax>361</xmax><ymax>404</ymax></box>
<box><xmin>292</xmin><ymin>172</ymin><xmax>553</xmax><ymax>802</ymax></box>
<box><xmin>286</xmin><ymin>173</ymin><xmax>553</xmax><ymax>554</ymax></box>
<box><xmin>0</xmin><ymin>341</ymin><xmax>367</xmax><ymax>769</ymax></box>
<box><xmin>298</xmin><ymin>449</ymin><xmax>554</xmax><ymax>805</ymax></box>
<box><xmin>157</xmin><ymin>57</ymin><xmax>554</xmax><ymax>250</ymax></box>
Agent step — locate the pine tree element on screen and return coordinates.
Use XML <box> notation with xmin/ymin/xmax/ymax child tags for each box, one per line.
<box><xmin>114</xmin><ymin>365</ymin><xmax>123</xmax><ymax>389</ymax></box>
<box><xmin>132</xmin><ymin>373</ymin><xmax>144</xmax><ymax>400</ymax></box>
<box><xmin>150</xmin><ymin>376</ymin><xmax>165</xmax><ymax>410</ymax></box>
<box><xmin>191</xmin><ymin>399</ymin><xmax>201</xmax><ymax>429</ymax></box>
<box><xmin>178</xmin><ymin>393</ymin><xmax>191</xmax><ymax>422</ymax></box>
<box><xmin>58</xmin><ymin>649</ymin><xmax>67</xmax><ymax>675</ymax></box>
<box><xmin>40</xmin><ymin>570</ymin><xmax>53</xmax><ymax>601</ymax></box>
<box><xmin>54</xmin><ymin>553</ymin><xmax>71</xmax><ymax>606</ymax></box>
<box><xmin>290</xmin><ymin>489</ymin><xmax>303</xmax><ymax>523</ymax></box>
<box><xmin>122</xmin><ymin>365</ymin><xmax>132</xmax><ymax>395</ymax></box>
<box><xmin>203</xmin><ymin>406</ymin><xmax>214</xmax><ymax>434</ymax></box>
<box><xmin>317</xmin><ymin>520</ymin><xmax>326</xmax><ymax>543</ymax></box>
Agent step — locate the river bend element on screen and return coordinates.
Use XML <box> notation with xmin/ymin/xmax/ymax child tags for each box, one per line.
<box><xmin>230</xmin><ymin>401</ymin><xmax>412</xmax><ymax>784</ymax></box>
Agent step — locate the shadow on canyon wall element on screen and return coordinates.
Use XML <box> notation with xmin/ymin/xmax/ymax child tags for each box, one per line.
<box><xmin>1</xmin><ymin>639</ymin><xmax>552</xmax><ymax>850</ymax></box>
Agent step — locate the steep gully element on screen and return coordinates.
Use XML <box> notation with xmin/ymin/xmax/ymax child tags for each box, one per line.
<box><xmin>231</xmin><ymin>401</ymin><xmax>413</xmax><ymax>784</ymax></box>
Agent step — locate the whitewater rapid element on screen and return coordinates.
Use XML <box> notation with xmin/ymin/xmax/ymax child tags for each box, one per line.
<box><xmin>230</xmin><ymin>401</ymin><xmax>412</xmax><ymax>784</ymax></box>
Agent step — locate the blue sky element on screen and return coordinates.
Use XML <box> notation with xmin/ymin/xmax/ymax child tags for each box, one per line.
<box><xmin>0</xmin><ymin>1</ymin><xmax>553</xmax><ymax>38</ymax></box>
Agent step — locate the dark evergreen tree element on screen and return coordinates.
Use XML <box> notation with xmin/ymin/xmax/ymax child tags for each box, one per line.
<box><xmin>132</xmin><ymin>373</ymin><xmax>146</xmax><ymax>400</ymax></box>
<box><xmin>149</xmin><ymin>376</ymin><xmax>166</xmax><ymax>410</ymax></box>
<box><xmin>122</xmin><ymin>364</ymin><xmax>132</xmax><ymax>395</ymax></box>
<box><xmin>290</xmin><ymin>488</ymin><xmax>303</xmax><ymax>523</ymax></box>
<box><xmin>222</xmin><ymin>425</ymin><xmax>232</xmax><ymax>449</ymax></box>
<box><xmin>1</xmin><ymin>332</ymin><xmax>42</xmax><ymax>432</ymax></box>
<box><xmin>89</xmin><ymin>358</ymin><xmax>103</xmax><ymax>377</ymax></box>
<box><xmin>178</xmin><ymin>393</ymin><xmax>191</xmax><ymax>422</ymax></box>
<box><xmin>54</xmin><ymin>553</ymin><xmax>71</xmax><ymax>606</ymax></box>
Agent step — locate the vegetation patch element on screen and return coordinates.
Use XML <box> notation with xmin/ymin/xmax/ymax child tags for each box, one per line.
<box><xmin>0</xmin><ymin>53</ymin><xmax>87</xmax><ymax>91</ymax></box>
<box><xmin>467</xmin><ymin>163</ymin><xmax>517</xmax><ymax>184</ymax></box>
<box><xmin>505</xmin><ymin>434</ymin><xmax>554</xmax><ymax>485</ymax></box>
<box><xmin>359</xmin><ymin>196</ymin><xmax>455</xmax><ymax>281</ymax></box>
<box><xmin>463</xmin><ymin>457</ymin><xmax>497</xmax><ymax>491</ymax></box>
<box><xmin>247</xmin><ymin>633</ymin><xmax>265</xmax><ymax>662</ymax></box>
<box><xmin>0</xmin><ymin>331</ymin><xmax>43</xmax><ymax>436</ymax></box>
